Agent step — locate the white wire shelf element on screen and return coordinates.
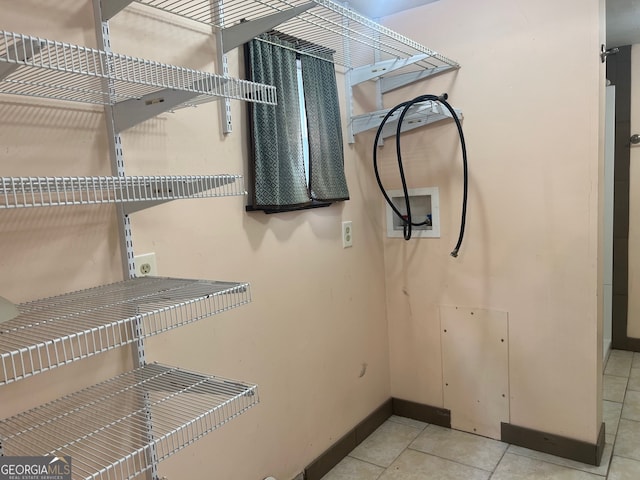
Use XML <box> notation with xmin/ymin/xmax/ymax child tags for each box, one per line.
<box><xmin>0</xmin><ymin>362</ymin><xmax>259</xmax><ymax>480</ymax></box>
<box><xmin>0</xmin><ymin>175</ymin><xmax>245</xmax><ymax>212</ymax></box>
<box><xmin>0</xmin><ymin>30</ymin><xmax>277</xmax><ymax>108</ymax></box>
<box><xmin>119</xmin><ymin>0</ymin><xmax>459</xmax><ymax>72</ymax></box>
<box><xmin>0</xmin><ymin>277</ymin><xmax>251</xmax><ymax>386</ymax></box>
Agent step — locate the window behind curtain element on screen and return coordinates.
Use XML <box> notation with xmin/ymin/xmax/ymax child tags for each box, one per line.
<box><xmin>245</xmin><ymin>33</ymin><xmax>349</xmax><ymax>213</ymax></box>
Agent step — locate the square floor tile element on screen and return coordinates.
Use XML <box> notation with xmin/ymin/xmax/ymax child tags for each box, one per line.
<box><xmin>506</xmin><ymin>442</ymin><xmax>613</xmax><ymax>476</ymax></box>
<box><xmin>387</xmin><ymin>415</ymin><xmax>428</xmax><ymax>431</ymax></box>
<box><xmin>378</xmin><ymin>449</ymin><xmax>490</xmax><ymax>480</ymax></box>
<box><xmin>604</xmin><ymin>375</ymin><xmax>629</xmax><ymax>403</ymax></box>
<box><xmin>349</xmin><ymin>420</ymin><xmax>423</xmax><ymax>468</ymax></box>
<box><xmin>408</xmin><ymin>425</ymin><xmax>507</xmax><ymax>471</ymax></box>
<box><xmin>491</xmin><ymin>453</ymin><xmax>604</xmax><ymax>479</ymax></box>
<box><xmin>614</xmin><ymin>418</ymin><xmax>640</xmax><ymax>461</ymax></box>
<box><xmin>606</xmin><ymin>351</ymin><xmax>633</xmax><ymax>377</ymax></box>
<box><xmin>611</xmin><ymin>350</ymin><xmax>634</xmax><ymax>358</ymax></box>
<box><xmin>605</xmin><ymin>399</ymin><xmax>624</xmax><ymax>436</ymax></box>
<box><xmin>632</xmin><ymin>352</ymin><xmax>640</xmax><ymax>369</ymax></box>
<box><xmin>622</xmin><ymin>390</ymin><xmax>640</xmax><ymax>421</ymax></box>
<box><xmin>320</xmin><ymin>456</ymin><xmax>384</xmax><ymax>480</ymax></box>
<box><xmin>627</xmin><ymin>368</ymin><xmax>640</xmax><ymax>391</ymax></box>
<box><xmin>609</xmin><ymin>455</ymin><xmax>640</xmax><ymax>480</ymax></box>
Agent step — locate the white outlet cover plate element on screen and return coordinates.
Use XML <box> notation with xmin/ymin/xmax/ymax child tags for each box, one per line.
<box><xmin>134</xmin><ymin>252</ymin><xmax>157</xmax><ymax>277</ymax></box>
<box><xmin>342</xmin><ymin>221</ymin><xmax>353</xmax><ymax>248</ymax></box>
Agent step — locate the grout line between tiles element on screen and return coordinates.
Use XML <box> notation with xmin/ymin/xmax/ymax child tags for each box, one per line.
<box><xmin>604</xmin><ymin>373</ymin><xmax>632</xmax><ymax>379</ymax></box>
<box><xmin>345</xmin><ymin>453</ymin><xmax>397</xmax><ymax>471</ymax></box>
<box><xmin>608</xmin><ymin>451</ymin><xmax>640</xmax><ymax>464</ymax></box>
<box><xmin>505</xmin><ymin>449</ymin><xmax>608</xmax><ymax>477</ymax></box>
<box><xmin>403</xmin><ymin>445</ymin><xmax>501</xmax><ymax>474</ymax></box>
<box><xmin>620</xmin><ymin>380</ymin><xmax>633</xmax><ymax>421</ymax></box>
<box><xmin>487</xmin><ymin>446</ymin><xmax>511</xmax><ymax>479</ymax></box>
<box><xmin>385</xmin><ymin>417</ymin><xmax>430</xmax><ymax>431</ymax></box>
<box><xmin>603</xmin><ymin>453</ymin><xmax>615</xmax><ymax>479</ymax></box>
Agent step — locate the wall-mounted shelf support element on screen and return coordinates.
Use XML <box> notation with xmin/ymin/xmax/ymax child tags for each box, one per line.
<box><xmin>215</xmin><ymin>1</ymin><xmax>314</xmax><ymax>133</ymax></box>
<box><xmin>92</xmin><ymin>3</ymin><xmax>138</xmax><ymax>280</ymax></box>
<box><xmin>100</xmin><ymin>0</ymin><xmax>134</xmax><ymax>21</ymax></box>
<box><xmin>221</xmin><ymin>3</ymin><xmax>316</xmax><ymax>53</ymax></box>
<box><xmin>351</xmin><ymin>101</ymin><xmax>463</xmax><ymax>139</ymax></box>
<box><xmin>380</xmin><ymin>65</ymin><xmax>458</xmax><ymax>93</ymax></box>
<box><xmin>214</xmin><ymin>0</ymin><xmax>233</xmax><ymax>134</ymax></box>
<box><xmin>0</xmin><ymin>38</ymin><xmax>43</xmax><ymax>80</ymax></box>
<box><xmin>349</xmin><ymin>54</ymin><xmax>429</xmax><ymax>86</ymax></box>
<box><xmin>113</xmin><ymin>88</ymin><xmax>209</xmax><ymax>133</ymax></box>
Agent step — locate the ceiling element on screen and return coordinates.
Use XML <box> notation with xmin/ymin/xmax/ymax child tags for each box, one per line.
<box><xmin>608</xmin><ymin>0</ymin><xmax>640</xmax><ymax>47</ymax></box>
<box><xmin>346</xmin><ymin>0</ymin><xmax>640</xmax><ymax>49</ymax></box>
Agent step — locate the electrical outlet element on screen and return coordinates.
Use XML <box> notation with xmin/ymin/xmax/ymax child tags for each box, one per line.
<box><xmin>342</xmin><ymin>221</ymin><xmax>353</xmax><ymax>248</ymax></box>
<box><xmin>134</xmin><ymin>252</ymin><xmax>157</xmax><ymax>277</ymax></box>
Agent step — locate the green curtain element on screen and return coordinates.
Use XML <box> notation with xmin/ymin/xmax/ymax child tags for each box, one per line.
<box><xmin>247</xmin><ymin>35</ymin><xmax>349</xmax><ymax>211</ymax></box>
<box><xmin>247</xmin><ymin>35</ymin><xmax>310</xmax><ymax>208</ymax></box>
<box><xmin>301</xmin><ymin>54</ymin><xmax>350</xmax><ymax>202</ymax></box>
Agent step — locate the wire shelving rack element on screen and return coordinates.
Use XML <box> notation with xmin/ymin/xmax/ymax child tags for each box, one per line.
<box><xmin>0</xmin><ymin>277</ymin><xmax>251</xmax><ymax>386</ymax></box>
<box><xmin>0</xmin><ymin>362</ymin><xmax>258</xmax><ymax>480</ymax></box>
<box><xmin>127</xmin><ymin>0</ymin><xmax>459</xmax><ymax>71</ymax></box>
<box><xmin>0</xmin><ymin>30</ymin><xmax>277</xmax><ymax>108</ymax></box>
<box><xmin>99</xmin><ymin>0</ymin><xmax>462</xmax><ymax>139</ymax></box>
<box><xmin>0</xmin><ymin>3</ymin><xmax>264</xmax><ymax>477</ymax></box>
<box><xmin>0</xmin><ymin>175</ymin><xmax>245</xmax><ymax>211</ymax></box>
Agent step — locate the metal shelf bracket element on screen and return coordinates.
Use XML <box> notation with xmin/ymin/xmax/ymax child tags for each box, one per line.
<box><xmin>0</xmin><ymin>38</ymin><xmax>44</xmax><ymax>81</ymax></box>
<box><xmin>349</xmin><ymin>54</ymin><xmax>429</xmax><ymax>86</ymax></box>
<box><xmin>123</xmin><ymin>199</ymin><xmax>171</xmax><ymax>214</ymax></box>
<box><xmin>221</xmin><ymin>3</ymin><xmax>316</xmax><ymax>53</ymax></box>
<box><xmin>380</xmin><ymin>64</ymin><xmax>459</xmax><ymax>93</ymax></box>
<box><xmin>351</xmin><ymin>101</ymin><xmax>463</xmax><ymax>139</ymax></box>
<box><xmin>100</xmin><ymin>0</ymin><xmax>134</xmax><ymax>20</ymax></box>
<box><xmin>113</xmin><ymin>89</ymin><xmax>203</xmax><ymax>133</ymax></box>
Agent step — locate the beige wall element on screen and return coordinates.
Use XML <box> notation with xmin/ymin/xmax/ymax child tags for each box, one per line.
<box><xmin>0</xmin><ymin>0</ymin><xmax>605</xmax><ymax>477</ymax></box>
<box><xmin>0</xmin><ymin>2</ymin><xmax>390</xmax><ymax>479</ymax></box>
<box><xmin>380</xmin><ymin>0</ymin><xmax>604</xmax><ymax>443</ymax></box>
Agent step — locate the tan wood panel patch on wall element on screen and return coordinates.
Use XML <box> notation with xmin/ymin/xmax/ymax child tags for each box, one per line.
<box><xmin>440</xmin><ymin>306</ymin><xmax>509</xmax><ymax>440</ymax></box>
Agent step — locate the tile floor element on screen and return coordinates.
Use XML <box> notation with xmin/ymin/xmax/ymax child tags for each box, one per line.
<box><xmin>320</xmin><ymin>349</ymin><xmax>640</xmax><ymax>479</ymax></box>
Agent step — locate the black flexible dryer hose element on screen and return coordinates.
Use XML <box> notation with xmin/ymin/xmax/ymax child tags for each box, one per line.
<box><xmin>373</xmin><ymin>93</ymin><xmax>468</xmax><ymax>257</ymax></box>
